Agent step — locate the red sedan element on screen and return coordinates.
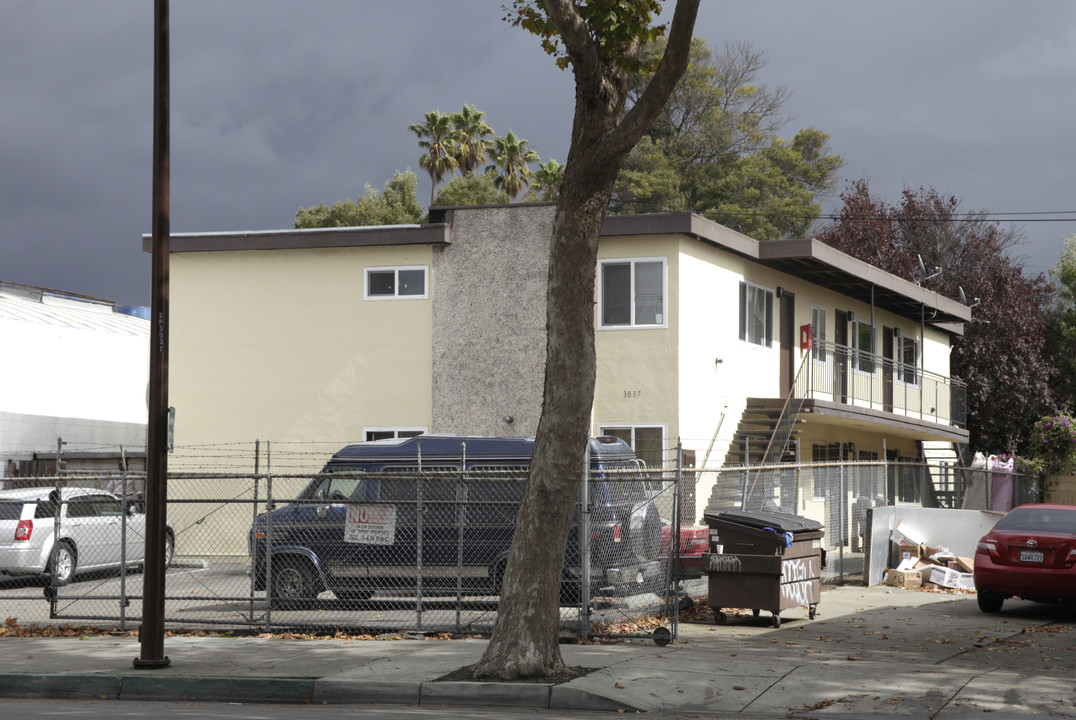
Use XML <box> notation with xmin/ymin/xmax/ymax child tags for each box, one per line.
<box><xmin>973</xmin><ymin>503</ymin><xmax>1076</xmax><ymax>613</ymax></box>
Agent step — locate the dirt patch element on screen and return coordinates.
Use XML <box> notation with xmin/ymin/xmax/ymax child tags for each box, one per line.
<box><xmin>435</xmin><ymin>664</ymin><xmax>594</xmax><ymax>685</ymax></box>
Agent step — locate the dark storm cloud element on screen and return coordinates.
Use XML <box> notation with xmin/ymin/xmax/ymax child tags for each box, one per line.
<box><xmin>1</xmin><ymin>1</ymin><xmax>1070</xmax><ymax>306</ymax></box>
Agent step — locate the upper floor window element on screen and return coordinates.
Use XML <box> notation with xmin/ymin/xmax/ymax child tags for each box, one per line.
<box><xmin>365</xmin><ymin>266</ymin><xmax>428</xmax><ymax>300</ymax></box>
<box><xmin>811</xmin><ymin>305</ymin><xmax>827</xmax><ymax>362</ymax></box>
<box><xmin>851</xmin><ymin>318</ymin><xmax>875</xmax><ymax>373</ymax></box>
<box><xmin>739</xmin><ymin>281</ymin><xmax>773</xmax><ymax>347</ymax></box>
<box><xmin>898</xmin><ymin>335</ymin><xmax>920</xmax><ymax>385</ymax></box>
<box><xmin>599</xmin><ymin>258</ymin><xmax>666</xmax><ymax>328</ymax></box>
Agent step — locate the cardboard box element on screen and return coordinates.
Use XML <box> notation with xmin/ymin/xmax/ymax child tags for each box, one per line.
<box><xmin>886</xmin><ymin>568</ymin><xmax>924</xmax><ymax>588</ymax></box>
<box><xmin>891</xmin><ymin>521</ymin><xmax>926</xmax><ymax>547</ymax></box>
<box><xmin>928</xmin><ymin>564</ymin><xmax>974</xmax><ymax>590</ymax></box>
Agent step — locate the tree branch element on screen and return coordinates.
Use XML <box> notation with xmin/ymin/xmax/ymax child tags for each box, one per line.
<box><xmin>611</xmin><ymin>0</ymin><xmax>699</xmax><ymax>155</ymax></box>
<box><xmin>542</xmin><ymin>0</ymin><xmax>604</xmax><ymax>94</ymax></box>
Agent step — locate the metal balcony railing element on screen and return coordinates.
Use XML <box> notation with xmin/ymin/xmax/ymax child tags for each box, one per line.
<box><xmin>798</xmin><ymin>340</ymin><xmax>967</xmax><ymax>428</ymax></box>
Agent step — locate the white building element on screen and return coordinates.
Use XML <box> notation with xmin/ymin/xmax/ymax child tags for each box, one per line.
<box><xmin>0</xmin><ymin>281</ymin><xmax>150</xmax><ymax>480</ymax></box>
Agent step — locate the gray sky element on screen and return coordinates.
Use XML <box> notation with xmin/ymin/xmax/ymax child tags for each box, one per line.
<box><xmin>2</xmin><ymin>1</ymin><xmax>1071</xmax><ymax>307</ymax></box>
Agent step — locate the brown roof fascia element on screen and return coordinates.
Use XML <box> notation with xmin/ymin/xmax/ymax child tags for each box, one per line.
<box><xmin>141</xmin><ymin>223</ymin><xmax>450</xmax><ymax>254</ymax></box>
<box><xmin>600</xmin><ymin>212</ymin><xmax>971</xmax><ymax>326</ymax></box>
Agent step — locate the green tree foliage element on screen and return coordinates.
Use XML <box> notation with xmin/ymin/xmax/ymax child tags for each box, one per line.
<box><xmin>409</xmin><ymin>111</ymin><xmax>459</xmax><ymax>205</ymax></box>
<box><xmin>1045</xmin><ymin>236</ymin><xmax>1076</xmax><ymax>411</ymax></box>
<box><xmin>611</xmin><ymin>36</ymin><xmax>842</xmax><ymax>238</ymax></box>
<box><xmin>450</xmin><ymin>104</ymin><xmax>495</xmax><ymax>175</ymax></box>
<box><xmin>294</xmin><ymin>170</ymin><xmax>423</xmax><ymax>228</ymax></box>
<box><xmin>611</xmin><ymin>136</ymin><xmax>686</xmax><ymax>212</ymax></box>
<box><xmin>816</xmin><ymin>181</ymin><xmax>1055</xmax><ymax>453</ymax></box>
<box><xmin>486</xmin><ymin>131</ymin><xmax>540</xmax><ymax>200</ymax></box>
<box><xmin>433</xmin><ymin>172</ymin><xmax>509</xmax><ymax>206</ymax></box>
<box><xmin>529</xmin><ymin>158</ymin><xmax>565</xmax><ymax>201</ymax></box>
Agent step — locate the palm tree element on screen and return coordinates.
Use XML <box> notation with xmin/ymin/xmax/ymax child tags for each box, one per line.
<box><xmin>450</xmin><ymin>104</ymin><xmax>494</xmax><ymax>175</ymax></box>
<box><xmin>487</xmin><ymin>131</ymin><xmax>539</xmax><ymax>200</ymax></box>
<box><xmin>409</xmin><ymin>111</ymin><xmax>459</xmax><ymax>206</ymax></box>
<box><xmin>532</xmin><ymin>158</ymin><xmax>564</xmax><ymax>201</ymax></box>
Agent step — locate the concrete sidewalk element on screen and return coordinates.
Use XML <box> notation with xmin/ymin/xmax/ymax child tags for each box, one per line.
<box><xmin>1</xmin><ymin>585</ymin><xmax>1074</xmax><ymax>717</ymax></box>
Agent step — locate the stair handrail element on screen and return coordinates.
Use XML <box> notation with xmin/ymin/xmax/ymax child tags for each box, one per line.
<box><xmin>743</xmin><ymin>349</ymin><xmax>811</xmax><ymax>507</ymax></box>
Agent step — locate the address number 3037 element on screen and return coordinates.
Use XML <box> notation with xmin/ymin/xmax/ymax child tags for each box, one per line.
<box><xmin>623</xmin><ymin>390</ymin><xmax>643</xmax><ymax>399</ymax></box>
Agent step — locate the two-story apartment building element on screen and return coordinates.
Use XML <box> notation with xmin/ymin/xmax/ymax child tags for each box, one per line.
<box><xmin>156</xmin><ymin>204</ymin><xmax>970</xmax><ymax>528</ymax></box>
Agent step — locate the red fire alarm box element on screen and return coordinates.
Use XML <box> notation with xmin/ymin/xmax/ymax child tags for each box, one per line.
<box><xmin>800</xmin><ymin>324</ymin><xmax>812</xmax><ymax>350</ymax></box>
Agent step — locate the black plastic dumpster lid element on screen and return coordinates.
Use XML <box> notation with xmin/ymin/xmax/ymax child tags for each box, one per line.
<box><xmin>706</xmin><ymin>509</ymin><xmax>823</xmax><ymax>533</ymax></box>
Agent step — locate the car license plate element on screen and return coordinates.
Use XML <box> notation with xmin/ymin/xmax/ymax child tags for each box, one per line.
<box><xmin>1019</xmin><ymin>549</ymin><xmax>1044</xmax><ymax>563</ymax></box>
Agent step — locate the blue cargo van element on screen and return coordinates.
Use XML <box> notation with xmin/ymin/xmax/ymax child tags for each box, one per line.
<box><xmin>248</xmin><ymin>435</ymin><xmax>664</xmax><ymax>604</ymax></box>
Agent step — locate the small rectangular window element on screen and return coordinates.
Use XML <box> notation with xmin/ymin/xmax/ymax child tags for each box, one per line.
<box><xmin>739</xmin><ymin>281</ymin><xmax>774</xmax><ymax>347</ymax></box>
<box><xmin>899</xmin><ymin>335</ymin><xmax>920</xmax><ymax>385</ymax></box>
<box><xmin>364</xmin><ymin>427</ymin><xmax>426</xmax><ymax>442</ymax></box>
<box><xmin>598</xmin><ymin>258</ymin><xmax>666</xmax><ymax>328</ymax></box>
<box><xmin>852</xmin><ymin>319</ymin><xmax>875</xmax><ymax>373</ymax></box>
<box><xmin>365</xmin><ymin>266</ymin><xmax>428</xmax><ymax>300</ymax></box>
<box><xmin>811</xmin><ymin>305</ymin><xmax>827</xmax><ymax>362</ymax></box>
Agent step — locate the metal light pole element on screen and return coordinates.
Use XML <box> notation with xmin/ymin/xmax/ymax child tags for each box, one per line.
<box><xmin>135</xmin><ymin>0</ymin><xmax>171</xmax><ymax>669</ymax></box>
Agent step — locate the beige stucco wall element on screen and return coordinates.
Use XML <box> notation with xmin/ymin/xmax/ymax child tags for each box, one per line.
<box><xmin>593</xmin><ymin>235</ymin><xmax>681</xmax><ymax>454</ymax></box>
<box><xmin>169</xmin><ymin>244</ymin><xmax>433</xmax><ymax>469</ymax></box>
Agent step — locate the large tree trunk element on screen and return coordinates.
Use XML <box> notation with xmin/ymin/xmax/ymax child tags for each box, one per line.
<box><xmin>470</xmin><ymin>0</ymin><xmax>699</xmax><ymax>680</ymax></box>
<box><xmin>470</xmin><ymin>148</ymin><xmax>619</xmax><ymax>679</ymax></box>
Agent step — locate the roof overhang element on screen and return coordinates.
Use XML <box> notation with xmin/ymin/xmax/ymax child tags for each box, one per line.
<box><xmin>142</xmin><ymin>223</ymin><xmax>450</xmax><ymax>254</ymax></box>
<box><xmin>600</xmin><ymin>213</ymin><xmax>972</xmax><ymax>327</ymax></box>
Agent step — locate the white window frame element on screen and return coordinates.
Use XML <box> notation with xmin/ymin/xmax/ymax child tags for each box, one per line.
<box><xmin>597</xmin><ymin>257</ymin><xmax>668</xmax><ymax>329</ymax></box>
<box><xmin>364</xmin><ymin>265</ymin><xmax>429</xmax><ymax>300</ymax></box>
<box><xmin>851</xmin><ymin>318</ymin><xmax>876</xmax><ymax>374</ymax></box>
<box><xmin>739</xmin><ymin>281</ymin><xmax>774</xmax><ymax>348</ymax></box>
<box><xmin>598</xmin><ymin>424</ymin><xmax>667</xmax><ymax>470</ymax></box>
<box><xmin>811</xmin><ymin>304</ymin><xmax>827</xmax><ymax>363</ymax></box>
<box><xmin>363</xmin><ymin>427</ymin><xmax>427</xmax><ymax>442</ymax></box>
<box><xmin>897</xmin><ymin>334</ymin><xmax>921</xmax><ymax>386</ymax></box>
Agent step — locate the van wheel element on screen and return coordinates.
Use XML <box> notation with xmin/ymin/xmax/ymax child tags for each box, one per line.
<box><xmin>50</xmin><ymin>541</ymin><xmax>76</xmax><ymax>586</ymax></box>
<box><xmin>272</xmin><ymin>559</ymin><xmax>317</xmax><ymax>603</ymax></box>
<box><xmin>163</xmin><ymin>533</ymin><xmax>175</xmax><ymax>570</ymax></box>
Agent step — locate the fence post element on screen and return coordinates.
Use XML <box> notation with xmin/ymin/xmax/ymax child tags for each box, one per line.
<box><xmin>838</xmin><ymin>450</ymin><xmax>846</xmax><ymax>584</ymax></box>
<box><xmin>120</xmin><ymin>461</ymin><xmax>130</xmax><ymax>633</ymax></box>
<box><xmin>264</xmin><ymin>441</ymin><xmax>273</xmax><ymax>634</ymax></box>
<box><xmin>671</xmin><ymin>440</ymin><xmax>682</xmax><ymax>640</ymax></box>
<box><xmin>580</xmin><ymin>442</ymin><xmax>592</xmax><ymax>640</ymax></box>
<box><xmin>250</xmin><ymin>440</ymin><xmax>260</xmax><ymax>625</ymax></box>
<box><xmin>455</xmin><ymin>443</ymin><xmax>467</xmax><ymax>634</ymax></box>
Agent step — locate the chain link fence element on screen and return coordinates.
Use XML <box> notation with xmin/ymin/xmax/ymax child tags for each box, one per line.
<box><xmin>0</xmin><ymin>464</ymin><xmax>690</xmax><ymax>642</ymax></box>
<box><xmin>697</xmin><ymin>459</ymin><xmax>1040</xmax><ymax>581</ymax></box>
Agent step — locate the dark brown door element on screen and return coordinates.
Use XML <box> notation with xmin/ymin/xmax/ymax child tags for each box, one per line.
<box><xmin>779</xmin><ymin>290</ymin><xmax>796</xmax><ymax>394</ymax></box>
<box><xmin>835</xmin><ymin>310</ymin><xmax>849</xmax><ymax>402</ymax></box>
<box><xmin>883</xmin><ymin>327</ymin><xmax>894</xmax><ymax>412</ymax></box>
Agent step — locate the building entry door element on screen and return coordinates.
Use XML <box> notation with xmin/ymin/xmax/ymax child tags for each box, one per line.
<box><xmin>779</xmin><ymin>289</ymin><xmax>796</xmax><ymax>394</ymax></box>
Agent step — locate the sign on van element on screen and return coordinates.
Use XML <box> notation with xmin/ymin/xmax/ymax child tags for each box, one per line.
<box><xmin>344</xmin><ymin>504</ymin><xmax>397</xmax><ymax>545</ymax></box>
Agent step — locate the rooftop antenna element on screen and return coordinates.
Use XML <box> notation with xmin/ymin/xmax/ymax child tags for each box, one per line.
<box><xmin>916</xmin><ymin>254</ymin><xmax>941</xmax><ymax>285</ymax></box>
<box><xmin>959</xmin><ymin>286</ymin><xmax>980</xmax><ymax>309</ymax></box>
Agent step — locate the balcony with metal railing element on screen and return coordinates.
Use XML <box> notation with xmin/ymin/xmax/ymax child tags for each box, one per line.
<box><xmin>795</xmin><ymin>339</ymin><xmax>967</xmax><ymax>432</ymax></box>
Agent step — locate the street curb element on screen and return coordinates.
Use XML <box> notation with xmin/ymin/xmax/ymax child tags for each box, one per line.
<box><xmin>0</xmin><ymin>674</ymin><xmax>316</xmax><ymax>704</ymax></box>
<box><xmin>0</xmin><ymin>673</ymin><xmax>121</xmax><ymax>700</ymax></box>
<box><xmin>118</xmin><ymin>675</ymin><xmax>316</xmax><ymax>703</ymax></box>
<box><xmin>420</xmin><ymin>679</ymin><xmax>553</xmax><ymax>708</ymax></box>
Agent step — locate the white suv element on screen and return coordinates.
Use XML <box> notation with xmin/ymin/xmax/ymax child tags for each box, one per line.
<box><xmin>0</xmin><ymin>486</ymin><xmax>174</xmax><ymax>585</ymax></box>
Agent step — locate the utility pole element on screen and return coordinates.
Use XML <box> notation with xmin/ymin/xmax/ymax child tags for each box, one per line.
<box><xmin>135</xmin><ymin>0</ymin><xmax>171</xmax><ymax>669</ymax></box>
